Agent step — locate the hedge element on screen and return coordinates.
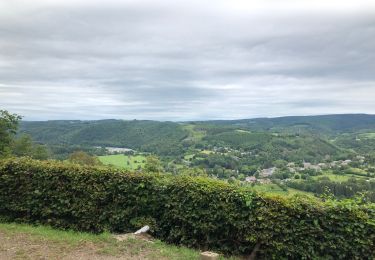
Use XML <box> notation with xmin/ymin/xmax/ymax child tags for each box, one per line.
<box><xmin>0</xmin><ymin>158</ymin><xmax>374</xmax><ymax>259</ymax></box>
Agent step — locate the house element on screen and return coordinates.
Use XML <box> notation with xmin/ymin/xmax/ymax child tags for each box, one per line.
<box><xmin>258</xmin><ymin>178</ymin><xmax>272</xmax><ymax>184</ymax></box>
<box><xmin>317</xmin><ymin>163</ymin><xmax>328</xmax><ymax>170</ymax></box>
<box><xmin>356</xmin><ymin>156</ymin><xmax>365</xmax><ymax>163</ymax></box>
<box><xmin>342</xmin><ymin>160</ymin><xmax>352</xmax><ymax>166</ymax></box>
<box><xmin>245</xmin><ymin>176</ymin><xmax>257</xmax><ymax>183</ymax></box>
<box><xmin>105</xmin><ymin>147</ymin><xmax>134</xmax><ymax>154</ymax></box>
<box><xmin>260</xmin><ymin>167</ymin><xmax>276</xmax><ymax>177</ymax></box>
<box><xmin>303</xmin><ymin>162</ymin><xmax>321</xmax><ymax>171</ymax></box>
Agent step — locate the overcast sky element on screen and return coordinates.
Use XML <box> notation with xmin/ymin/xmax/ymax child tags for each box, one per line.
<box><xmin>1</xmin><ymin>0</ymin><xmax>375</xmax><ymax>121</ymax></box>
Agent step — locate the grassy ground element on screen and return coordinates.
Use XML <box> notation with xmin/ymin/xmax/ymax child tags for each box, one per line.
<box><xmin>235</xmin><ymin>129</ymin><xmax>251</xmax><ymax>133</ymax></box>
<box><xmin>182</xmin><ymin>124</ymin><xmax>206</xmax><ymax>142</ymax></box>
<box><xmin>359</xmin><ymin>132</ymin><xmax>375</xmax><ymax>139</ymax></box>
<box><xmin>250</xmin><ymin>183</ymin><xmax>287</xmax><ymax>195</ymax></box>
<box><xmin>249</xmin><ymin>183</ymin><xmax>314</xmax><ymax>197</ymax></box>
<box><xmin>99</xmin><ymin>154</ymin><xmax>147</xmax><ymax>170</ymax></box>
<box><xmin>312</xmin><ymin>170</ymin><xmax>370</xmax><ymax>182</ymax></box>
<box><xmin>184</xmin><ymin>154</ymin><xmax>195</xmax><ymax>160</ymax></box>
<box><xmin>200</xmin><ymin>150</ymin><xmax>214</xmax><ymax>155</ymax></box>
<box><xmin>0</xmin><ymin>222</ymin><xmax>234</xmax><ymax>260</ymax></box>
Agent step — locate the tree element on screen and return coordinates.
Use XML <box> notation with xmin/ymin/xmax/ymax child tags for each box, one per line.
<box><xmin>273</xmin><ymin>159</ymin><xmax>287</xmax><ymax>168</ymax></box>
<box><xmin>12</xmin><ymin>134</ymin><xmax>49</xmax><ymax>160</ymax></box>
<box><xmin>12</xmin><ymin>134</ymin><xmax>33</xmax><ymax>157</ymax></box>
<box><xmin>68</xmin><ymin>151</ymin><xmax>102</xmax><ymax>166</ymax></box>
<box><xmin>144</xmin><ymin>155</ymin><xmax>163</xmax><ymax>173</ymax></box>
<box><xmin>179</xmin><ymin>167</ymin><xmax>207</xmax><ymax>177</ymax></box>
<box><xmin>0</xmin><ymin>110</ymin><xmax>21</xmax><ymax>157</ymax></box>
<box><xmin>32</xmin><ymin>144</ymin><xmax>49</xmax><ymax>160</ymax></box>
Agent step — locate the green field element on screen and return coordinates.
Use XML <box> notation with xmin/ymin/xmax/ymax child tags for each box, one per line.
<box><xmin>312</xmin><ymin>169</ymin><xmax>370</xmax><ymax>182</ymax></box>
<box><xmin>235</xmin><ymin>129</ymin><xmax>251</xmax><ymax>133</ymax></box>
<box><xmin>359</xmin><ymin>132</ymin><xmax>375</xmax><ymax>139</ymax></box>
<box><xmin>182</xmin><ymin>124</ymin><xmax>206</xmax><ymax>141</ymax></box>
<box><xmin>99</xmin><ymin>154</ymin><xmax>147</xmax><ymax>170</ymax></box>
<box><xmin>249</xmin><ymin>183</ymin><xmax>313</xmax><ymax>197</ymax></box>
<box><xmin>314</xmin><ymin>174</ymin><xmax>352</xmax><ymax>182</ymax></box>
<box><xmin>183</xmin><ymin>154</ymin><xmax>195</xmax><ymax>160</ymax></box>
<box><xmin>200</xmin><ymin>150</ymin><xmax>214</xmax><ymax>155</ymax></box>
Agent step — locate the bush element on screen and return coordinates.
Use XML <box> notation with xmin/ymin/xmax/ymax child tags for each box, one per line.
<box><xmin>0</xmin><ymin>158</ymin><xmax>374</xmax><ymax>259</ymax></box>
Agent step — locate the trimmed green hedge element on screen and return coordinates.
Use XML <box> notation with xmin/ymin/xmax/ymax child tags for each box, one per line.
<box><xmin>0</xmin><ymin>158</ymin><xmax>374</xmax><ymax>259</ymax></box>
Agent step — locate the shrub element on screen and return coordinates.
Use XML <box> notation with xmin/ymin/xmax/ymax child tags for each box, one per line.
<box><xmin>0</xmin><ymin>158</ymin><xmax>374</xmax><ymax>259</ymax></box>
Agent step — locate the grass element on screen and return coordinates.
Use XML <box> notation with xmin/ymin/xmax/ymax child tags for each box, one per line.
<box><xmin>249</xmin><ymin>183</ymin><xmax>291</xmax><ymax>196</ymax></box>
<box><xmin>0</xmin><ymin>222</ymin><xmax>235</xmax><ymax>259</ymax></box>
<box><xmin>0</xmin><ymin>222</ymin><xmax>110</xmax><ymax>246</ymax></box>
<box><xmin>183</xmin><ymin>154</ymin><xmax>195</xmax><ymax>160</ymax></box>
<box><xmin>250</xmin><ymin>183</ymin><xmax>287</xmax><ymax>194</ymax></box>
<box><xmin>235</xmin><ymin>129</ymin><xmax>251</xmax><ymax>133</ymax></box>
<box><xmin>359</xmin><ymin>132</ymin><xmax>375</xmax><ymax>139</ymax></box>
<box><xmin>312</xmin><ymin>170</ymin><xmax>370</xmax><ymax>182</ymax></box>
<box><xmin>200</xmin><ymin>150</ymin><xmax>214</xmax><ymax>155</ymax></box>
<box><xmin>99</xmin><ymin>154</ymin><xmax>147</xmax><ymax>170</ymax></box>
<box><xmin>182</xmin><ymin>124</ymin><xmax>206</xmax><ymax>141</ymax></box>
<box><xmin>313</xmin><ymin>174</ymin><xmax>351</xmax><ymax>182</ymax></box>
<box><xmin>249</xmin><ymin>183</ymin><xmax>314</xmax><ymax>197</ymax></box>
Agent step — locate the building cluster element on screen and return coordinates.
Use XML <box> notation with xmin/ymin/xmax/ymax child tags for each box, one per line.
<box><xmin>244</xmin><ymin>157</ymin><xmax>364</xmax><ymax>184</ymax></box>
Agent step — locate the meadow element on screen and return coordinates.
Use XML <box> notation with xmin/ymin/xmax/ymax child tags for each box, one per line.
<box><xmin>99</xmin><ymin>154</ymin><xmax>147</xmax><ymax>170</ymax></box>
<box><xmin>0</xmin><ymin>222</ymin><xmax>216</xmax><ymax>260</ymax></box>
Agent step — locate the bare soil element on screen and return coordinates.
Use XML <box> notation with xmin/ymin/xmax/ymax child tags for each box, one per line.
<box><xmin>0</xmin><ymin>230</ymin><xmax>170</xmax><ymax>260</ymax></box>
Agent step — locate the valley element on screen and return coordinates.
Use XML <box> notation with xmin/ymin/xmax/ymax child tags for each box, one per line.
<box><xmin>18</xmin><ymin>114</ymin><xmax>375</xmax><ymax>202</ymax></box>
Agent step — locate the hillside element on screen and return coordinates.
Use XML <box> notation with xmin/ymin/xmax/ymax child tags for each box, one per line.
<box><xmin>202</xmin><ymin>114</ymin><xmax>375</xmax><ymax>135</ymax></box>
<box><xmin>20</xmin><ymin>114</ymin><xmax>375</xmax><ymax>163</ymax></box>
<box><xmin>19</xmin><ymin>120</ymin><xmax>188</xmax><ymax>156</ymax></box>
<box><xmin>203</xmin><ymin>130</ymin><xmax>342</xmax><ymax>163</ymax></box>
<box><xmin>19</xmin><ymin>116</ymin><xmax>351</xmax><ymax>164</ymax></box>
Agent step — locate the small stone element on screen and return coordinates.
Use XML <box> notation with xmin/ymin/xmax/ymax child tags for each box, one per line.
<box><xmin>134</xmin><ymin>225</ymin><xmax>150</xmax><ymax>235</ymax></box>
<box><xmin>200</xmin><ymin>251</ymin><xmax>219</xmax><ymax>260</ymax></box>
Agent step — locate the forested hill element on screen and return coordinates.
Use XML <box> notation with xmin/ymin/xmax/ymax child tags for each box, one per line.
<box><xmin>19</xmin><ymin>120</ymin><xmax>188</xmax><ymax>155</ymax></box>
<box><xmin>19</xmin><ymin>114</ymin><xmax>375</xmax><ymax>159</ymax></box>
<box><xmin>202</xmin><ymin>114</ymin><xmax>375</xmax><ymax>134</ymax></box>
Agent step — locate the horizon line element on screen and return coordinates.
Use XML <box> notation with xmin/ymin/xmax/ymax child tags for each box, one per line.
<box><xmin>20</xmin><ymin>113</ymin><xmax>375</xmax><ymax>123</ymax></box>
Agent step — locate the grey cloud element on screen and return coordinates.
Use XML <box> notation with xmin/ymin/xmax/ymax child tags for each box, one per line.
<box><xmin>0</xmin><ymin>1</ymin><xmax>375</xmax><ymax>120</ymax></box>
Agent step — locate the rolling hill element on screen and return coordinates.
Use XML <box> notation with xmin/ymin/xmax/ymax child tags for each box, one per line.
<box><xmin>18</xmin><ymin>114</ymin><xmax>375</xmax><ymax>161</ymax></box>
<box><xmin>202</xmin><ymin>114</ymin><xmax>375</xmax><ymax>135</ymax></box>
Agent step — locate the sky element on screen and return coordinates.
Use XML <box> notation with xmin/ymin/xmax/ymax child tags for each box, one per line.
<box><xmin>1</xmin><ymin>0</ymin><xmax>375</xmax><ymax>121</ymax></box>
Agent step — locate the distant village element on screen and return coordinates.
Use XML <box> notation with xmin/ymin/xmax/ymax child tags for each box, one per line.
<box><xmin>245</xmin><ymin>156</ymin><xmax>366</xmax><ymax>184</ymax></box>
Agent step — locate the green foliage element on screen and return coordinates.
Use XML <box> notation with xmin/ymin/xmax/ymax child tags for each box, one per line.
<box><xmin>177</xmin><ymin>166</ymin><xmax>208</xmax><ymax>177</ymax></box>
<box><xmin>32</xmin><ymin>144</ymin><xmax>50</xmax><ymax>160</ymax></box>
<box><xmin>0</xmin><ymin>110</ymin><xmax>21</xmax><ymax>157</ymax></box>
<box><xmin>12</xmin><ymin>134</ymin><xmax>49</xmax><ymax>160</ymax></box>
<box><xmin>15</xmin><ymin>114</ymin><xmax>375</xmax><ymax>174</ymax></box>
<box><xmin>208</xmin><ymin>114</ymin><xmax>375</xmax><ymax>135</ymax></box>
<box><xmin>144</xmin><ymin>155</ymin><xmax>163</xmax><ymax>173</ymax></box>
<box><xmin>334</xmin><ymin>133</ymin><xmax>375</xmax><ymax>154</ymax></box>
<box><xmin>19</xmin><ymin>120</ymin><xmax>188</xmax><ymax>156</ymax></box>
<box><xmin>19</xmin><ymin>119</ymin><xmax>350</xmax><ymax>166</ymax></box>
<box><xmin>98</xmin><ymin>154</ymin><xmax>146</xmax><ymax>170</ymax></box>
<box><xmin>204</xmin><ymin>130</ymin><xmax>342</xmax><ymax>164</ymax></box>
<box><xmin>0</xmin><ymin>158</ymin><xmax>374</xmax><ymax>259</ymax></box>
<box><xmin>287</xmin><ymin>177</ymin><xmax>375</xmax><ymax>202</ymax></box>
<box><xmin>68</xmin><ymin>151</ymin><xmax>103</xmax><ymax>166</ymax></box>
<box><xmin>0</xmin><ymin>110</ymin><xmax>48</xmax><ymax>160</ymax></box>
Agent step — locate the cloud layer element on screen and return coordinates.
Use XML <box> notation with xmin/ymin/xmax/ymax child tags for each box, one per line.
<box><xmin>1</xmin><ymin>0</ymin><xmax>375</xmax><ymax>120</ymax></box>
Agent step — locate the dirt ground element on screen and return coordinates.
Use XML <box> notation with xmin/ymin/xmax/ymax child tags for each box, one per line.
<box><xmin>0</xmin><ymin>230</ymin><xmax>178</xmax><ymax>260</ymax></box>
